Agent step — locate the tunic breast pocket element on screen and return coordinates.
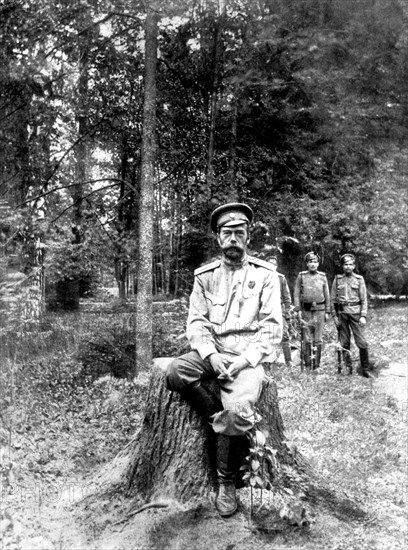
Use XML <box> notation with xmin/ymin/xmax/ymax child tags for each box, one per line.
<box><xmin>205</xmin><ymin>291</ymin><xmax>226</xmax><ymax>325</ymax></box>
<box><xmin>350</xmin><ymin>283</ymin><xmax>360</xmax><ymax>299</ymax></box>
<box><xmin>242</xmin><ymin>285</ymin><xmax>261</xmax><ymax>308</ymax></box>
<box><xmin>337</xmin><ymin>283</ymin><xmax>346</xmax><ymax>298</ymax></box>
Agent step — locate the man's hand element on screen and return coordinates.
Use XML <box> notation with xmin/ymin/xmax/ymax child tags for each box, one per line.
<box><xmin>333</xmin><ymin>316</ymin><xmax>340</xmax><ymax>327</ymax></box>
<box><xmin>208</xmin><ymin>353</ymin><xmax>234</xmax><ymax>381</ymax></box>
<box><xmin>324</xmin><ymin>313</ymin><xmax>330</xmax><ymax>322</ymax></box>
<box><xmin>226</xmin><ymin>356</ymin><xmax>250</xmax><ymax>378</ymax></box>
<box><xmin>359</xmin><ymin>317</ymin><xmax>367</xmax><ymax>327</ymax></box>
<box><xmin>208</xmin><ymin>353</ymin><xmax>249</xmax><ymax>381</ymax></box>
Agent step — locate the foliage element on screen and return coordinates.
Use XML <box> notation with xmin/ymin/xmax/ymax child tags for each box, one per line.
<box><xmin>73</xmin><ymin>298</ymin><xmax>189</xmax><ymax>378</ymax></box>
<box><xmin>241</xmin><ymin>417</ymin><xmax>309</xmax><ymax>527</ymax></box>
<box><xmin>0</xmin><ymin>0</ymin><xmax>407</xmax><ymax>302</ymax></box>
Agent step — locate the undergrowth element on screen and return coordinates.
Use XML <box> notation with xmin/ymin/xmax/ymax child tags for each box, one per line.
<box><xmin>0</xmin><ymin>300</ymin><xmax>406</xmax><ymax>550</ymax></box>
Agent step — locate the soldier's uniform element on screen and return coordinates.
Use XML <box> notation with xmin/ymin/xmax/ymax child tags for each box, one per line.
<box><xmin>266</xmin><ymin>256</ymin><xmax>293</xmax><ymax>367</ymax></box>
<box><xmin>278</xmin><ymin>272</ymin><xmax>293</xmax><ymax>366</ymax></box>
<box><xmin>166</xmin><ymin>203</ymin><xmax>282</xmax><ymax>518</ymax></box>
<box><xmin>331</xmin><ymin>254</ymin><xmax>369</xmax><ymax>376</ymax></box>
<box><xmin>294</xmin><ymin>252</ymin><xmax>330</xmax><ymax>369</ymax></box>
<box><xmin>167</xmin><ymin>254</ymin><xmax>282</xmax><ymax>434</ymax></box>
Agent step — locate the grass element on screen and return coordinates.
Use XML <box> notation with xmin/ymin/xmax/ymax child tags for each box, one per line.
<box><xmin>0</xmin><ymin>300</ymin><xmax>406</xmax><ymax>550</ymax></box>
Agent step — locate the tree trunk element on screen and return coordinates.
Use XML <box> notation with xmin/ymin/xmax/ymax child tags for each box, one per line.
<box><xmin>228</xmin><ymin>89</ymin><xmax>239</xmax><ymax>201</ymax></box>
<box><xmin>87</xmin><ymin>359</ymin><xmax>293</xmax><ymax>505</ymax></box>
<box><xmin>69</xmin><ymin>21</ymin><xmax>91</xmax><ymax>310</ymax></box>
<box><xmin>206</xmin><ymin>8</ymin><xmax>224</xmax><ymax>199</ymax></box>
<box><xmin>135</xmin><ymin>6</ymin><xmax>159</xmax><ymax>374</ymax></box>
<box><xmin>83</xmin><ymin>359</ymin><xmax>367</xmax><ymax>526</ymax></box>
<box><xmin>115</xmin><ymin>140</ymin><xmax>130</xmax><ymax>302</ymax></box>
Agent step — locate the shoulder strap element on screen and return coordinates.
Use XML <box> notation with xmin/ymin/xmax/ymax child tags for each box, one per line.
<box><xmin>247</xmin><ymin>256</ymin><xmax>276</xmax><ymax>271</ymax></box>
<box><xmin>194</xmin><ymin>260</ymin><xmax>221</xmax><ymax>276</ymax></box>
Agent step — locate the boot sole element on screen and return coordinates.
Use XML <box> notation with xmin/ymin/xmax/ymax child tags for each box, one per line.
<box><xmin>216</xmin><ymin>504</ymin><xmax>238</xmax><ymax>517</ymax></box>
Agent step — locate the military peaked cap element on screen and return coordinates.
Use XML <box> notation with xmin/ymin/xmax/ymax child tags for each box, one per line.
<box><xmin>266</xmin><ymin>255</ymin><xmax>278</xmax><ymax>265</ymax></box>
<box><xmin>341</xmin><ymin>253</ymin><xmax>356</xmax><ymax>265</ymax></box>
<box><xmin>210</xmin><ymin>202</ymin><xmax>254</xmax><ymax>232</ymax></box>
<box><xmin>304</xmin><ymin>251</ymin><xmax>320</xmax><ymax>263</ymax></box>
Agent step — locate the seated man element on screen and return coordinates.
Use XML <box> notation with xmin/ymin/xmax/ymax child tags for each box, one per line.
<box><xmin>166</xmin><ymin>203</ymin><xmax>282</xmax><ymax>517</ymax></box>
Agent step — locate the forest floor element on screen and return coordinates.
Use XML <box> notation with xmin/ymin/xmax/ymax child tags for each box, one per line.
<box><xmin>0</xmin><ymin>298</ymin><xmax>407</xmax><ymax>550</ymax></box>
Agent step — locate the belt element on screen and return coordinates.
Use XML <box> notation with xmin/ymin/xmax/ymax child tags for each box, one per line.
<box><xmin>339</xmin><ymin>301</ymin><xmax>361</xmax><ymax>306</ymax></box>
<box><xmin>302</xmin><ymin>301</ymin><xmax>325</xmax><ymax>306</ymax></box>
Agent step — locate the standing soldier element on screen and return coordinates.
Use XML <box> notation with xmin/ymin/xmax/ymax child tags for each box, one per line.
<box><xmin>294</xmin><ymin>252</ymin><xmax>330</xmax><ymax>370</ymax></box>
<box><xmin>267</xmin><ymin>256</ymin><xmax>294</xmax><ymax>368</ymax></box>
<box><xmin>331</xmin><ymin>253</ymin><xmax>370</xmax><ymax>377</ymax></box>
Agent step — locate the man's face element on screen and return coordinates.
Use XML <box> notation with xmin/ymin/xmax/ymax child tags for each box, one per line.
<box><xmin>307</xmin><ymin>259</ymin><xmax>319</xmax><ymax>272</ymax></box>
<box><xmin>217</xmin><ymin>223</ymin><xmax>249</xmax><ymax>261</ymax></box>
<box><xmin>342</xmin><ymin>260</ymin><xmax>355</xmax><ymax>275</ymax></box>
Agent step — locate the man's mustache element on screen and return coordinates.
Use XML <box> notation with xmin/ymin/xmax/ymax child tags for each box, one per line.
<box><xmin>225</xmin><ymin>246</ymin><xmax>243</xmax><ymax>254</ymax></box>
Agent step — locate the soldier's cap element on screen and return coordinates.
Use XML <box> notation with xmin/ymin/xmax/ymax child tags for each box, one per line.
<box><xmin>341</xmin><ymin>253</ymin><xmax>355</xmax><ymax>265</ymax></box>
<box><xmin>210</xmin><ymin>202</ymin><xmax>254</xmax><ymax>233</ymax></box>
<box><xmin>304</xmin><ymin>251</ymin><xmax>320</xmax><ymax>263</ymax></box>
<box><xmin>266</xmin><ymin>255</ymin><xmax>278</xmax><ymax>265</ymax></box>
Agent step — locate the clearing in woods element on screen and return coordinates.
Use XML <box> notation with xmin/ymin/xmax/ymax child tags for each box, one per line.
<box><xmin>0</xmin><ymin>300</ymin><xmax>406</xmax><ymax>550</ymax></box>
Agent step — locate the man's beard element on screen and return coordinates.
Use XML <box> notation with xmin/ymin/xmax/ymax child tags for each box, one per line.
<box><xmin>223</xmin><ymin>246</ymin><xmax>244</xmax><ymax>261</ymax></box>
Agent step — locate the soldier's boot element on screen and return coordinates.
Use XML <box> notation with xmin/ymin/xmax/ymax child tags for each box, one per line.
<box><xmin>282</xmin><ymin>343</ymin><xmax>293</xmax><ymax>368</ymax></box>
<box><xmin>304</xmin><ymin>344</ymin><xmax>311</xmax><ymax>371</ymax></box>
<box><xmin>337</xmin><ymin>350</ymin><xmax>343</xmax><ymax>374</ymax></box>
<box><xmin>216</xmin><ymin>434</ymin><xmax>243</xmax><ymax>517</ymax></box>
<box><xmin>235</xmin><ymin>436</ymin><xmax>250</xmax><ymax>489</ymax></box>
<box><xmin>181</xmin><ymin>382</ymin><xmax>222</xmax><ymax>422</ymax></box>
<box><xmin>314</xmin><ymin>344</ymin><xmax>322</xmax><ymax>370</ymax></box>
<box><xmin>343</xmin><ymin>348</ymin><xmax>352</xmax><ymax>375</ymax></box>
<box><xmin>359</xmin><ymin>348</ymin><xmax>370</xmax><ymax>378</ymax></box>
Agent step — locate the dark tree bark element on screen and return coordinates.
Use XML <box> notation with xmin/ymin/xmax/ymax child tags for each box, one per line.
<box><xmin>87</xmin><ymin>359</ymin><xmax>295</xmax><ymax>505</ymax></box>
<box><xmin>206</xmin><ymin>6</ymin><xmax>224</xmax><ymax>199</ymax></box>
<box><xmin>84</xmin><ymin>359</ymin><xmax>367</xmax><ymax>526</ymax></box>
<box><xmin>63</xmin><ymin>19</ymin><xmax>91</xmax><ymax>311</ymax></box>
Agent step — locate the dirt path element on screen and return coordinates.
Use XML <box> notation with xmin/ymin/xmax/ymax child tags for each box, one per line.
<box><xmin>374</xmin><ymin>360</ymin><xmax>407</xmax><ymax>404</ymax></box>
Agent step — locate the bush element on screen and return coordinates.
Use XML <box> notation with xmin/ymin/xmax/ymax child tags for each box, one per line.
<box><xmin>75</xmin><ymin>314</ymin><xmax>135</xmax><ymax>379</ymax></box>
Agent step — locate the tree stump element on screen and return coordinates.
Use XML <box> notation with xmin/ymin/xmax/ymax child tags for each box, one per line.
<box><xmin>84</xmin><ymin>358</ymin><xmax>366</xmax><ymax>524</ymax></box>
<box><xmin>119</xmin><ymin>358</ymin><xmax>295</xmax><ymax>504</ymax></box>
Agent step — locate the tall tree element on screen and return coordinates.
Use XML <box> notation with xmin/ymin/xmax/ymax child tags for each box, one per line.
<box><xmin>135</xmin><ymin>3</ymin><xmax>159</xmax><ymax>373</ymax></box>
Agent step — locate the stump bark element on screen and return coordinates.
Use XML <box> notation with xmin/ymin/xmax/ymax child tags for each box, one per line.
<box><xmin>85</xmin><ymin>358</ymin><xmax>367</xmax><ymax>523</ymax></box>
<box><xmin>119</xmin><ymin>358</ymin><xmax>296</xmax><ymax>504</ymax></box>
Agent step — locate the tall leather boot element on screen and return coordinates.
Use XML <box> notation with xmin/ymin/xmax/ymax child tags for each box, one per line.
<box><xmin>282</xmin><ymin>343</ymin><xmax>293</xmax><ymax>368</ymax></box>
<box><xmin>359</xmin><ymin>348</ymin><xmax>370</xmax><ymax>378</ymax></box>
<box><xmin>343</xmin><ymin>348</ymin><xmax>352</xmax><ymax>374</ymax></box>
<box><xmin>181</xmin><ymin>382</ymin><xmax>222</xmax><ymax>422</ymax></box>
<box><xmin>216</xmin><ymin>434</ymin><xmax>243</xmax><ymax>517</ymax></box>
<box><xmin>304</xmin><ymin>343</ymin><xmax>311</xmax><ymax>370</ymax></box>
<box><xmin>314</xmin><ymin>344</ymin><xmax>322</xmax><ymax>370</ymax></box>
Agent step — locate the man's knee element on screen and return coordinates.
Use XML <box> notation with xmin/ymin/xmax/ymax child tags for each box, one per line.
<box><xmin>165</xmin><ymin>351</ymin><xmax>205</xmax><ymax>392</ymax></box>
<box><xmin>357</xmin><ymin>341</ymin><xmax>368</xmax><ymax>350</ymax></box>
<box><xmin>212</xmin><ymin>409</ymin><xmax>254</xmax><ymax>436</ymax></box>
<box><xmin>165</xmin><ymin>358</ymin><xmax>181</xmax><ymax>391</ymax></box>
